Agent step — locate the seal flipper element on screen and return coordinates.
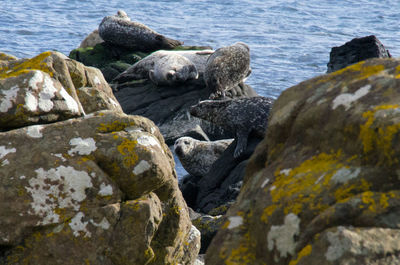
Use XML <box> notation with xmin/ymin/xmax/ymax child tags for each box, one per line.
<box><xmin>234</xmin><ymin>129</ymin><xmax>249</xmax><ymax>158</ymax></box>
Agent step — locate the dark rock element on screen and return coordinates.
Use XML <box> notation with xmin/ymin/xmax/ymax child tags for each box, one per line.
<box><xmin>113</xmin><ymin>79</ymin><xmax>257</xmax><ymax>145</ymax></box>
<box><xmin>327</xmin><ymin>35</ymin><xmax>391</xmax><ymax>73</ymax></box>
<box><xmin>195</xmin><ymin>136</ymin><xmax>263</xmax><ymax>213</ymax></box>
<box><xmin>191</xmin><ymin>212</ymin><xmax>225</xmax><ymax>254</ymax></box>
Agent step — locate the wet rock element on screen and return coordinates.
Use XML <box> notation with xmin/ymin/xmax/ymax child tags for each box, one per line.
<box><xmin>327</xmin><ymin>35</ymin><xmax>391</xmax><ymax>73</ymax></box>
<box><xmin>205</xmin><ymin>58</ymin><xmax>400</xmax><ymax>264</ymax></box>
<box><xmin>0</xmin><ymin>110</ymin><xmax>199</xmax><ymax>264</ymax></box>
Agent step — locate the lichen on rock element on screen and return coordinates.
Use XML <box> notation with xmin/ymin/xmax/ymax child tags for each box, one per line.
<box><xmin>205</xmin><ymin>58</ymin><xmax>400</xmax><ymax>265</ymax></box>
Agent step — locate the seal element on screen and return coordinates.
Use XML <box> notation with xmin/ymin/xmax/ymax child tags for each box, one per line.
<box><xmin>190</xmin><ymin>96</ymin><xmax>274</xmax><ymax>158</ymax></box>
<box><xmin>204</xmin><ymin>42</ymin><xmax>251</xmax><ymax>99</ymax></box>
<box><xmin>174</xmin><ymin>136</ymin><xmax>234</xmax><ymax>177</ymax></box>
<box><xmin>98</xmin><ymin>10</ymin><xmax>183</xmax><ymax>52</ymax></box>
<box><xmin>112</xmin><ymin>49</ymin><xmax>214</xmax><ymax>84</ymax></box>
<box><xmin>149</xmin><ymin>53</ymin><xmax>199</xmax><ymax>86</ymax></box>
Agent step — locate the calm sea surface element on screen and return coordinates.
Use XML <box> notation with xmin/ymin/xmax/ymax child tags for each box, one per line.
<box><xmin>1</xmin><ymin>0</ymin><xmax>399</xmax><ymax>178</ymax></box>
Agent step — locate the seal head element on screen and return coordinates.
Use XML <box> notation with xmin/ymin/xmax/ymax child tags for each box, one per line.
<box><xmin>149</xmin><ymin>54</ymin><xmax>199</xmax><ymax>86</ymax></box>
<box><xmin>174</xmin><ymin>136</ymin><xmax>233</xmax><ymax>177</ymax></box>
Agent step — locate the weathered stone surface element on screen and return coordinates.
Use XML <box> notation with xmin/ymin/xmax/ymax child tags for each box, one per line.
<box><xmin>0</xmin><ymin>111</ymin><xmax>198</xmax><ymax>265</ymax></box>
<box><xmin>0</xmin><ymin>51</ymin><xmax>123</xmax><ymax>130</ymax></box>
<box><xmin>294</xmin><ymin>226</ymin><xmax>400</xmax><ymax>265</ymax></box>
<box><xmin>206</xmin><ymin>58</ymin><xmax>400</xmax><ymax>264</ymax></box>
<box><xmin>327</xmin><ymin>35</ymin><xmax>391</xmax><ymax>73</ymax></box>
<box><xmin>79</xmin><ymin>29</ymin><xmax>104</xmax><ymax>49</ymax></box>
<box><xmin>0</xmin><ymin>70</ymin><xmax>81</xmax><ymax>129</ymax></box>
<box><xmin>192</xmin><ymin>214</ymin><xmax>224</xmax><ymax>254</ymax></box>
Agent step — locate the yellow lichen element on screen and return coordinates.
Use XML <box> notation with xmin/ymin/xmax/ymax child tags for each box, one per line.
<box><xmin>329</xmin><ymin>61</ymin><xmax>385</xmax><ymax>79</ymax></box>
<box><xmin>261</xmin><ymin>150</ymin><xmax>373</xmax><ymax>224</ymax></box>
<box><xmin>395</xmin><ymin>65</ymin><xmax>400</xmax><ymax>79</ymax></box>
<box><xmin>220</xmin><ymin>232</ymin><xmax>256</xmax><ymax>265</ymax></box>
<box><xmin>97</xmin><ymin>120</ymin><xmax>135</xmax><ymax>133</ymax></box>
<box><xmin>117</xmin><ymin>137</ymin><xmax>138</xmax><ymax>168</ymax></box>
<box><xmin>289</xmin><ymin>244</ymin><xmax>312</xmax><ymax>265</ymax></box>
<box><xmin>359</xmin><ymin>104</ymin><xmax>400</xmax><ymax>165</ymax></box>
<box><xmin>0</xmin><ymin>51</ymin><xmax>54</xmax><ymax>79</ymax></box>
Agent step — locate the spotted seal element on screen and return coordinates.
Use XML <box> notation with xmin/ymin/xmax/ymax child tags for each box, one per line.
<box><xmin>98</xmin><ymin>10</ymin><xmax>183</xmax><ymax>52</ymax></box>
<box><xmin>112</xmin><ymin>49</ymin><xmax>214</xmax><ymax>84</ymax></box>
<box><xmin>149</xmin><ymin>53</ymin><xmax>199</xmax><ymax>86</ymax></box>
<box><xmin>190</xmin><ymin>96</ymin><xmax>274</xmax><ymax>158</ymax></box>
<box><xmin>174</xmin><ymin>137</ymin><xmax>234</xmax><ymax>177</ymax></box>
<box><xmin>204</xmin><ymin>42</ymin><xmax>251</xmax><ymax>99</ymax></box>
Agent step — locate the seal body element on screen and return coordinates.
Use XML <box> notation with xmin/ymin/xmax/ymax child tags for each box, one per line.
<box><xmin>113</xmin><ymin>49</ymin><xmax>213</xmax><ymax>84</ymax></box>
<box><xmin>174</xmin><ymin>137</ymin><xmax>233</xmax><ymax>177</ymax></box>
<box><xmin>190</xmin><ymin>96</ymin><xmax>274</xmax><ymax>158</ymax></box>
<box><xmin>98</xmin><ymin>11</ymin><xmax>183</xmax><ymax>52</ymax></box>
<box><xmin>204</xmin><ymin>42</ymin><xmax>251</xmax><ymax>99</ymax></box>
<box><xmin>149</xmin><ymin>54</ymin><xmax>199</xmax><ymax>86</ymax></box>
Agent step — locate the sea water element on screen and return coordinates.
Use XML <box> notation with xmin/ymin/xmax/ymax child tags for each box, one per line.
<box><xmin>1</xmin><ymin>0</ymin><xmax>399</xmax><ymax>178</ymax></box>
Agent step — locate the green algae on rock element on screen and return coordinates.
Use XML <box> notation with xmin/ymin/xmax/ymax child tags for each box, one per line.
<box><xmin>205</xmin><ymin>58</ymin><xmax>400</xmax><ymax>265</ymax></box>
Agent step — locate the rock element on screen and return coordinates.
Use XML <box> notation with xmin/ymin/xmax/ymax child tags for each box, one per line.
<box><xmin>114</xmin><ymin>79</ymin><xmax>257</xmax><ymax>145</ymax></box>
<box><xmin>195</xmin><ymin>136</ymin><xmax>263</xmax><ymax>213</ymax></box>
<box><xmin>327</xmin><ymin>35</ymin><xmax>391</xmax><ymax>73</ymax></box>
<box><xmin>79</xmin><ymin>29</ymin><xmax>104</xmax><ymax>49</ymax></box>
<box><xmin>69</xmin><ymin>42</ymin><xmax>147</xmax><ymax>82</ymax></box>
<box><xmin>0</xmin><ymin>52</ymin><xmax>18</xmax><ymax>62</ymax></box>
<box><xmin>0</xmin><ymin>110</ymin><xmax>199</xmax><ymax>264</ymax></box>
<box><xmin>192</xmin><ymin>214</ymin><xmax>224</xmax><ymax>254</ymax></box>
<box><xmin>205</xmin><ymin>58</ymin><xmax>400</xmax><ymax>264</ymax></box>
<box><xmin>0</xmin><ymin>51</ymin><xmax>122</xmax><ymax>130</ymax></box>
<box><xmin>294</xmin><ymin>226</ymin><xmax>400</xmax><ymax>265</ymax></box>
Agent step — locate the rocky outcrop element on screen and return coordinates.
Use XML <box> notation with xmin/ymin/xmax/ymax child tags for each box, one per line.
<box><xmin>70</xmin><ymin>38</ymin><xmax>256</xmax><ymax>143</ymax></box>
<box><xmin>114</xmin><ymin>79</ymin><xmax>257</xmax><ymax>145</ymax></box>
<box><xmin>327</xmin><ymin>35</ymin><xmax>391</xmax><ymax>73</ymax></box>
<box><xmin>0</xmin><ymin>51</ymin><xmax>122</xmax><ymax>130</ymax></box>
<box><xmin>0</xmin><ymin>51</ymin><xmax>200</xmax><ymax>264</ymax></box>
<box><xmin>206</xmin><ymin>58</ymin><xmax>400</xmax><ymax>264</ymax></box>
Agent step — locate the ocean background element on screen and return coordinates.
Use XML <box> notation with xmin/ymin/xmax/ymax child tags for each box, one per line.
<box><xmin>1</xmin><ymin>0</ymin><xmax>399</xmax><ymax>178</ymax></box>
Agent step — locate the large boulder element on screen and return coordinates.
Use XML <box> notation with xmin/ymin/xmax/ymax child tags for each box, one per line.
<box><xmin>327</xmin><ymin>35</ymin><xmax>391</xmax><ymax>73</ymax></box>
<box><xmin>0</xmin><ymin>51</ymin><xmax>122</xmax><ymax>130</ymax></box>
<box><xmin>206</xmin><ymin>58</ymin><xmax>400</xmax><ymax>264</ymax></box>
<box><xmin>0</xmin><ymin>110</ymin><xmax>199</xmax><ymax>264</ymax></box>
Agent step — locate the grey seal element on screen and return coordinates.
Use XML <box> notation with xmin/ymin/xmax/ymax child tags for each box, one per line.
<box><xmin>174</xmin><ymin>137</ymin><xmax>233</xmax><ymax>177</ymax></box>
<box><xmin>204</xmin><ymin>42</ymin><xmax>251</xmax><ymax>99</ymax></box>
<box><xmin>149</xmin><ymin>53</ymin><xmax>199</xmax><ymax>86</ymax></box>
<box><xmin>98</xmin><ymin>10</ymin><xmax>183</xmax><ymax>52</ymax></box>
<box><xmin>190</xmin><ymin>96</ymin><xmax>274</xmax><ymax>158</ymax></box>
<box><xmin>112</xmin><ymin>49</ymin><xmax>214</xmax><ymax>84</ymax></box>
